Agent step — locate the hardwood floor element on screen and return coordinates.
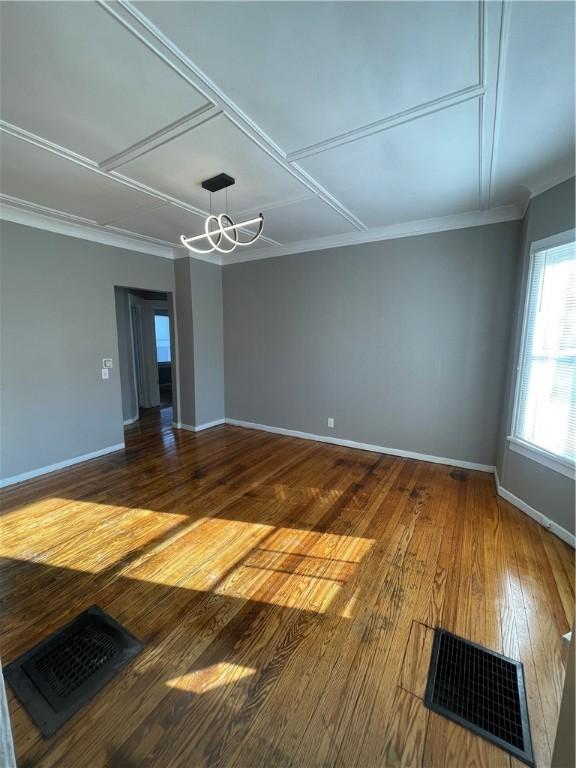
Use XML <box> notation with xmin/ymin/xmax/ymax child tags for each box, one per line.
<box><xmin>1</xmin><ymin>407</ymin><xmax>573</xmax><ymax>767</ymax></box>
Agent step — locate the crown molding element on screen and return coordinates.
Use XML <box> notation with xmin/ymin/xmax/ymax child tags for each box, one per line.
<box><xmin>0</xmin><ymin>118</ymin><xmax>211</xmax><ymax>222</ymax></box>
<box><xmin>0</xmin><ymin>194</ymin><xmax>532</xmax><ymax>269</ymax></box>
<box><xmin>506</xmin><ymin>167</ymin><xmax>575</xmax><ymax>222</ymax></box>
<box><xmin>0</xmin><ymin>120</ymin><xmax>281</xmax><ymax>250</ymax></box>
<box><xmin>0</xmin><ymin>194</ymin><xmax>176</xmax><ymax>259</ymax></box>
<box><xmin>221</xmin><ymin>202</ymin><xmax>525</xmax><ymax>265</ymax></box>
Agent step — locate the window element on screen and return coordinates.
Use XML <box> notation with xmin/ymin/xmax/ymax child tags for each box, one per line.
<box><xmin>154</xmin><ymin>313</ymin><xmax>171</xmax><ymax>363</ymax></box>
<box><xmin>510</xmin><ymin>231</ymin><xmax>576</xmax><ymax>477</ymax></box>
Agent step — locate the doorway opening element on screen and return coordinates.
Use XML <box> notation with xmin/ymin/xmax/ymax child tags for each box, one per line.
<box><xmin>114</xmin><ymin>287</ymin><xmax>177</xmax><ymax>428</ymax></box>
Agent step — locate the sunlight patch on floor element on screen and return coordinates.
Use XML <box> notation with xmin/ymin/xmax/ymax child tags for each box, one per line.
<box><xmin>214</xmin><ymin>529</ymin><xmax>374</xmax><ymax>612</ymax></box>
<box><xmin>341</xmin><ymin>586</ymin><xmax>362</xmax><ymax>618</ymax></box>
<box><xmin>2</xmin><ymin>512</ymin><xmax>373</xmax><ymax>613</ymax></box>
<box><xmin>166</xmin><ymin>663</ymin><xmax>256</xmax><ymax>694</ymax></box>
<box><xmin>0</xmin><ymin>500</ymin><xmax>192</xmax><ymax>570</ymax></box>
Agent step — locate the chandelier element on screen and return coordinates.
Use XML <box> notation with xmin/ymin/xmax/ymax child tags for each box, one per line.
<box><xmin>180</xmin><ymin>173</ymin><xmax>264</xmax><ymax>255</ymax></box>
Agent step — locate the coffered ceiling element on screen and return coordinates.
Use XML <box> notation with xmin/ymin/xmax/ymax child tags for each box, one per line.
<box><xmin>0</xmin><ymin>1</ymin><xmax>574</xmax><ymax>264</ymax></box>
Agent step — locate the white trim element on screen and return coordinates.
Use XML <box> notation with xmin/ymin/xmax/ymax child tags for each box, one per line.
<box><xmin>167</xmin><ymin>294</ymin><xmax>182</xmax><ymax>427</ymax></box>
<box><xmin>507</xmin><ymin>437</ymin><xmax>575</xmax><ymax>480</ymax></box>
<box><xmin>195</xmin><ymin>419</ymin><xmax>226</xmax><ymax>431</ymax></box>
<box><xmin>287</xmin><ymin>4</ymin><xmax>484</xmax><ymax>163</ymax></box>
<box><xmin>509</xmin><ymin>228</ymin><xmax>576</xmax><ymax>476</ymax></box>
<box><xmin>509</xmin><ymin>238</ymin><xmax>537</xmax><ymax>443</ymax></box>
<box><xmin>98</xmin><ymin>104</ymin><xmax>222</xmax><ymax>171</ymax></box>
<box><xmin>0</xmin><ymin>195</ymin><xmax>175</xmax><ymax>259</ymax></box>
<box><xmin>530</xmin><ymin>228</ymin><xmax>576</xmax><ymax>254</ymax></box>
<box><xmin>287</xmin><ymin>84</ymin><xmax>484</xmax><ymax>163</ymax></box>
<box><xmin>2</xmin><ymin>191</ymin><xmax>526</xmax><ymax>269</ymax></box>
<box><xmin>222</xmin><ymin>203</ymin><xmax>524</xmax><ymax>265</ymax></box>
<box><xmin>123</xmin><ymin>414</ymin><xmax>140</xmax><ymax>426</ymax></box>
<box><xmin>494</xmin><ymin>470</ymin><xmax>575</xmax><ymax>548</ymax></box>
<box><xmin>224</xmin><ymin>418</ymin><xmax>495</xmax><ymax>472</ymax></box>
<box><xmin>0</xmin><ymin>121</ymin><xmax>277</xmax><ymax>262</ymax></box>
<box><xmin>107</xmin><ymin>0</ymin><xmax>366</xmax><ymax>232</ymax></box>
<box><xmin>0</xmin><ymin>443</ymin><xmax>125</xmax><ymax>489</ymax></box>
<box><xmin>235</xmin><ymin>193</ymin><xmax>316</xmax><ymax>219</ymax></box>
<box><xmin>484</xmin><ymin>0</ymin><xmax>510</xmax><ymax>209</ymax></box>
<box><xmin>173</xmin><ymin>419</ymin><xmax>225</xmax><ymax>432</ymax></box>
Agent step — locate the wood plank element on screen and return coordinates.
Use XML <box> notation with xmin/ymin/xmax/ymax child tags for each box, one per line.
<box><xmin>400</xmin><ymin>621</ymin><xmax>434</xmax><ymax>699</ymax></box>
<box><xmin>0</xmin><ymin>406</ymin><xmax>572</xmax><ymax>768</ymax></box>
<box><xmin>383</xmin><ymin>687</ymin><xmax>429</xmax><ymax>767</ymax></box>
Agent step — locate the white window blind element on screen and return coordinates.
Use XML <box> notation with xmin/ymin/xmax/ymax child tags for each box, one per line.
<box><xmin>513</xmin><ymin>238</ymin><xmax>576</xmax><ymax>467</ymax></box>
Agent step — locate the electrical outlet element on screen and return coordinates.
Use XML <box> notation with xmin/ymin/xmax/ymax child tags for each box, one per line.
<box><xmin>101</xmin><ymin>368</ymin><xmax>110</xmax><ymax>380</ymax></box>
<box><xmin>327</xmin><ymin>417</ymin><xmax>335</xmax><ymax>428</ymax></box>
<box><xmin>103</xmin><ymin>358</ymin><xmax>113</xmax><ymax>368</ymax></box>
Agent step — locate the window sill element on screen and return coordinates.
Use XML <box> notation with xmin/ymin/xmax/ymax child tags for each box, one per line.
<box><xmin>507</xmin><ymin>437</ymin><xmax>575</xmax><ymax>480</ymax></box>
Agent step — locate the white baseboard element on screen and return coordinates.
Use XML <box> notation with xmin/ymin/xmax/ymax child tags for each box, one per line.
<box><xmin>494</xmin><ymin>470</ymin><xmax>575</xmax><ymax>548</ymax></box>
<box><xmin>173</xmin><ymin>419</ymin><xmax>225</xmax><ymax>433</ymax></box>
<box><xmin>225</xmin><ymin>418</ymin><xmax>495</xmax><ymax>472</ymax></box>
<box><xmin>227</xmin><ymin>417</ymin><xmax>575</xmax><ymax>548</ymax></box>
<box><xmin>0</xmin><ymin>443</ymin><xmax>125</xmax><ymax>489</ymax></box>
<box><xmin>123</xmin><ymin>413</ymin><xmax>139</xmax><ymax>426</ymax></box>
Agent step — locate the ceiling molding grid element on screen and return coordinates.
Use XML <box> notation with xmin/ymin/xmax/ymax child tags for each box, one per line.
<box><xmin>99</xmin><ymin>0</ymin><xmax>367</xmax><ymax>232</ymax></box>
<box><xmin>1</xmin><ymin>0</ymin><xmax>570</xmax><ymax>267</ymax></box>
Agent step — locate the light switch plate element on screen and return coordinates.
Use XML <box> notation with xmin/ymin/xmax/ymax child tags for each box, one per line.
<box><xmin>103</xmin><ymin>358</ymin><xmax>113</xmax><ymax>368</ymax></box>
<box><xmin>101</xmin><ymin>368</ymin><xmax>110</xmax><ymax>380</ymax></box>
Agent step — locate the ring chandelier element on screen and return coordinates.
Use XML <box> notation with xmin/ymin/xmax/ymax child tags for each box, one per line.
<box><xmin>180</xmin><ymin>173</ymin><xmax>264</xmax><ymax>255</ymax></box>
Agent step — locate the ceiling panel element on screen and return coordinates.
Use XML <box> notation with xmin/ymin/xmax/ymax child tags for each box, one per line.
<box><xmin>0</xmin><ymin>134</ymin><xmax>158</xmax><ymax>224</ymax></box>
<box><xmin>136</xmin><ymin>1</ymin><xmax>480</xmax><ymax>152</ymax></box>
<box><xmin>0</xmin><ymin>1</ymin><xmax>208</xmax><ymax>162</ymax></box>
<box><xmin>299</xmin><ymin>100</ymin><xmax>480</xmax><ymax>227</ymax></box>
<box><xmin>491</xmin><ymin>1</ymin><xmax>575</xmax><ymax>206</ymax></box>
<box><xmin>104</xmin><ymin>202</ymin><xmax>206</xmax><ymax>246</ymax></box>
<box><xmin>257</xmin><ymin>197</ymin><xmax>356</xmax><ymax>243</ymax></box>
<box><xmin>120</xmin><ymin>114</ymin><xmax>306</xmax><ymax>213</ymax></box>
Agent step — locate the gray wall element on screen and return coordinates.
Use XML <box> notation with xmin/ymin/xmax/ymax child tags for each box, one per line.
<box><xmin>496</xmin><ymin>178</ymin><xmax>575</xmax><ymax>535</ymax></box>
<box><xmin>190</xmin><ymin>258</ymin><xmax>225</xmax><ymax>426</ymax></box>
<box><xmin>114</xmin><ymin>286</ymin><xmax>138</xmax><ymax>423</ymax></box>
<box><xmin>173</xmin><ymin>257</ymin><xmax>225</xmax><ymax>428</ymax></box>
<box><xmin>0</xmin><ymin>221</ymin><xmax>174</xmax><ymax>481</ymax></box>
<box><xmin>223</xmin><ymin>222</ymin><xmax>521</xmax><ymax>467</ymax></box>
<box><xmin>173</xmin><ymin>257</ymin><xmax>196</xmax><ymax>427</ymax></box>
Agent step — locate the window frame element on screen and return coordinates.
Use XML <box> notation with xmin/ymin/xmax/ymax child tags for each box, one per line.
<box><xmin>508</xmin><ymin>228</ymin><xmax>576</xmax><ymax>480</ymax></box>
<box><xmin>153</xmin><ymin>309</ymin><xmax>172</xmax><ymax>365</ymax></box>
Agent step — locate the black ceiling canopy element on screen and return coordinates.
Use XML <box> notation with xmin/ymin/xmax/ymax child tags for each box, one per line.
<box><xmin>201</xmin><ymin>173</ymin><xmax>235</xmax><ymax>193</ymax></box>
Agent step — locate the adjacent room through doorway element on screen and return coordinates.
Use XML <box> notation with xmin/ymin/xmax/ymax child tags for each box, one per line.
<box><xmin>114</xmin><ymin>287</ymin><xmax>176</xmax><ymax>427</ymax></box>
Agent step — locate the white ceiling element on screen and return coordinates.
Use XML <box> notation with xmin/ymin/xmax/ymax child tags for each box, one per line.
<box><xmin>0</xmin><ymin>1</ymin><xmax>574</xmax><ymax>264</ymax></box>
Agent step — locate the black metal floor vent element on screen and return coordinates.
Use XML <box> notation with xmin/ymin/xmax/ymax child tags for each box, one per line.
<box><xmin>424</xmin><ymin>628</ymin><xmax>534</xmax><ymax>766</ymax></box>
<box><xmin>5</xmin><ymin>606</ymin><xmax>143</xmax><ymax>737</ymax></box>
